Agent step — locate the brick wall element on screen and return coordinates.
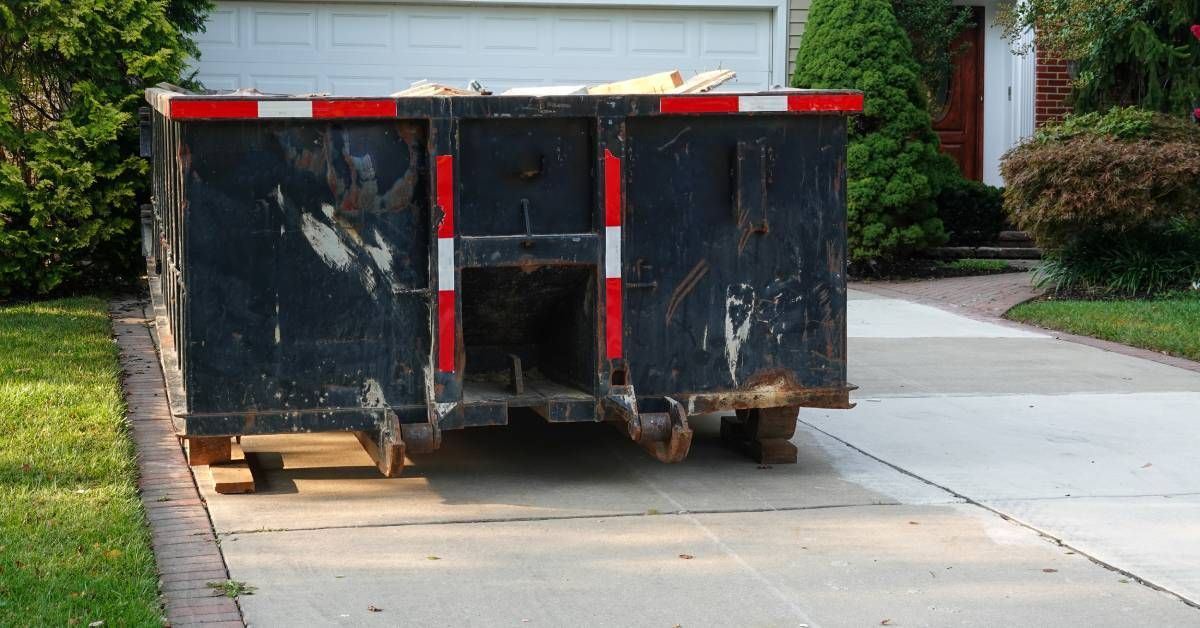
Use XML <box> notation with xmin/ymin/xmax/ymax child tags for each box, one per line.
<box><xmin>1035</xmin><ymin>46</ymin><xmax>1073</xmax><ymax>126</ymax></box>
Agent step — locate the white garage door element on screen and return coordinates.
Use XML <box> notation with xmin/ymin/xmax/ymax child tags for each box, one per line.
<box><xmin>191</xmin><ymin>2</ymin><xmax>774</xmax><ymax>95</ymax></box>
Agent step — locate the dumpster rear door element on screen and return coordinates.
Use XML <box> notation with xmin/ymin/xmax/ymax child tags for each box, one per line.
<box><xmin>623</xmin><ymin>113</ymin><xmax>848</xmax><ymax>404</ymax></box>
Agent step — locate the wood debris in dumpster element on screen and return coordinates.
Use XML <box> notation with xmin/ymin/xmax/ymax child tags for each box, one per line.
<box><xmin>400</xmin><ymin>69</ymin><xmax>736</xmax><ymax>97</ymax></box>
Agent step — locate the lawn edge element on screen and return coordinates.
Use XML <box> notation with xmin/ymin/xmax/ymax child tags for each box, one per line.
<box><xmin>110</xmin><ymin>298</ymin><xmax>246</xmax><ymax>627</ymax></box>
<box><xmin>851</xmin><ymin>281</ymin><xmax>1200</xmax><ymax>375</ymax></box>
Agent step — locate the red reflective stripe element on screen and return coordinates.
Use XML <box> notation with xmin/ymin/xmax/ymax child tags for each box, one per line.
<box><xmin>438</xmin><ymin>290</ymin><xmax>456</xmax><ymax>373</ymax></box>
<box><xmin>312</xmin><ymin>99</ymin><xmax>396</xmax><ymax>118</ymax></box>
<box><xmin>659</xmin><ymin>95</ymin><xmax>739</xmax><ymax>114</ymax></box>
<box><xmin>659</xmin><ymin>93</ymin><xmax>864</xmax><ymax>115</ymax></box>
<box><xmin>435</xmin><ymin>155</ymin><xmax>455</xmax><ymax>238</ymax></box>
<box><xmin>604</xmin><ymin>150</ymin><xmax>621</xmax><ymax>227</ymax></box>
<box><xmin>435</xmin><ymin>154</ymin><xmax>455</xmax><ymax>372</ymax></box>
<box><xmin>787</xmin><ymin>93</ymin><xmax>864</xmax><ymax>113</ymax></box>
<box><xmin>605</xmin><ymin>277</ymin><xmax>622</xmax><ymax>359</ymax></box>
<box><xmin>170</xmin><ymin>99</ymin><xmax>258</xmax><ymax>119</ymax></box>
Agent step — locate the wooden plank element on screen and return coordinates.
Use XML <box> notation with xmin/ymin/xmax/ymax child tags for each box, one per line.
<box><xmin>587</xmin><ymin>70</ymin><xmax>683</xmax><ymax>95</ymax></box>
<box><xmin>392</xmin><ymin>81</ymin><xmax>476</xmax><ymax>97</ymax></box>
<box><xmin>209</xmin><ymin>442</ymin><xmax>254</xmax><ymax>494</ymax></box>
<box><xmin>502</xmin><ymin>85</ymin><xmax>587</xmax><ymax>96</ymax></box>
<box><xmin>186</xmin><ymin>436</ymin><xmax>231</xmax><ymax>466</ymax></box>
<box><xmin>667</xmin><ymin>70</ymin><xmax>737</xmax><ymax>94</ymax></box>
<box><xmin>354</xmin><ymin>430</ymin><xmax>405</xmax><ymax>477</ymax></box>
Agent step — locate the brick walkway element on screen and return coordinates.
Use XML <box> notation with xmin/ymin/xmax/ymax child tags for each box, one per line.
<box><xmin>111</xmin><ymin>299</ymin><xmax>244</xmax><ymax>627</ymax></box>
<box><xmin>851</xmin><ymin>271</ymin><xmax>1043</xmax><ymax>318</ymax></box>
<box><xmin>852</xmin><ymin>271</ymin><xmax>1200</xmax><ymax>375</ymax></box>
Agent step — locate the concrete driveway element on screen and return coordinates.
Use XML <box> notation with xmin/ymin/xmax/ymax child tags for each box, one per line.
<box><xmin>199</xmin><ymin>290</ymin><xmax>1200</xmax><ymax>627</ymax></box>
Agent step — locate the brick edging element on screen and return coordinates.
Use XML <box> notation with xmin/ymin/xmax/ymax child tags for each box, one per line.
<box><xmin>851</xmin><ymin>282</ymin><xmax>1200</xmax><ymax>375</ymax></box>
<box><xmin>110</xmin><ymin>299</ymin><xmax>245</xmax><ymax>627</ymax></box>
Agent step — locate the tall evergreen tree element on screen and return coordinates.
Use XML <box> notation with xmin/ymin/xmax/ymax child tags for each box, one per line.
<box><xmin>793</xmin><ymin>0</ymin><xmax>953</xmax><ymax>264</ymax></box>
<box><xmin>0</xmin><ymin>0</ymin><xmax>212</xmax><ymax>294</ymax></box>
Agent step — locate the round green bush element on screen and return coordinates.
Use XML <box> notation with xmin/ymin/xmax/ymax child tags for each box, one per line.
<box><xmin>792</xmin><ymin>0</ymin><xmax>952</xmax><ymax>264</ymax></box>
<box><xmin>1002</xmin><ymin>107</ymin><xmax>1200</xmax><ymax>249</ymax></box>
<box><xmin>1002</xmin><ymin>107</ymin><xmax>1200</xmax><ymax>296</ymax></box>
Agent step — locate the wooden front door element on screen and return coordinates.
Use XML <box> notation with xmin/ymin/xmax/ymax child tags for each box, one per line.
<box><xmin>932</xmin><ymin>7</ymin><xmax>985</xmax><ymax>181</ymax></box>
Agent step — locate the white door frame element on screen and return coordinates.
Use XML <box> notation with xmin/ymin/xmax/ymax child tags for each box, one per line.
<box><xmin>244</xmin><ymin>0</ymin><xmax>791</xmax><ymax>87</ymax></box>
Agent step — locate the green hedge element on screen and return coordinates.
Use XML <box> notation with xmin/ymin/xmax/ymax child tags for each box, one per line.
<box><xmin>1002</xmin><ymin>107</ymin><xmax>1200</xmax><ymax>296</ymax></box>
<box><xmin>0</xmin><ymin>0</ymin><xmax>210</xmax><ymax>296</ymax></box>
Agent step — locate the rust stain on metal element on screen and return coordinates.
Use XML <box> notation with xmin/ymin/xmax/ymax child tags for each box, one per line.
<box><xmin>665</xmin><ymin>259</ymin><xmax>709</xmax><ymax>324</ymax></box>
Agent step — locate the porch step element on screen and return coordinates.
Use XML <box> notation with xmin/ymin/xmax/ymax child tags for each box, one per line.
<box><xmin>930</xmin><ymin>246</ymin><xmax>1042</xmax><ymax>260</ymax></box>
<box><xmin>997</xmin><ymin>230</ymin><xmax>1034</xmax><ymax>243</ymax></box>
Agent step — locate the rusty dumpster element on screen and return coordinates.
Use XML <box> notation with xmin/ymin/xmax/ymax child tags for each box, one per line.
<box><xmin>142</xmin><ymin>86</ymin><xmax>860</xmax><ymax>475</ymax></box>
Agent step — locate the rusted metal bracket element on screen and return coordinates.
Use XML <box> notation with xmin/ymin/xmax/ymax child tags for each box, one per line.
<box><xmin>605</xmin><ymin>390</ymin><xmax>693</xmax><ymax>464</ymax></box>
<box><xmin>508</xmin><ymin>353</ymin><xmax>525</xmax><ymax>395</ymax></box>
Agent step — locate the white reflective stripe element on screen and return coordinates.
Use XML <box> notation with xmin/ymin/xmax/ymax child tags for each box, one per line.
<box><xmin>258</xmin><ymin>100</ymin><xmax>313</xmax><ymax>118</ymax></box>
<box><xmin>738</xmin><ymin>95</ymin><xmax>788</xmax><ymax>112</ymax></box>
<box><xmin>604</xmin><ymin>226</ymin><xmax>621</xmax><ymax>279</ymax></box>
<box><xmin>437</xmin><ymin>237</ymin><xmax>455</xmax><ymax>291</ymax></box>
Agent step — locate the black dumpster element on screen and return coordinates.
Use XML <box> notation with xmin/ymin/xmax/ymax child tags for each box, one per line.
<box><xmin>143</xmin><ymin>86</ymin><xmax>859</xmax><ymax>475</ymax></box>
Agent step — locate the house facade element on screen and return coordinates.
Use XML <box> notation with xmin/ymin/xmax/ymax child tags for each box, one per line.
<box><xmin>190</xmin><ymin>0</ymin><xmax>1055</xmax><ymax>186</ymax></box>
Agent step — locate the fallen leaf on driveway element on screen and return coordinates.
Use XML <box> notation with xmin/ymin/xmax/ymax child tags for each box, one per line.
<box><xmin>426</xmin><ymin>556</ymin><xmax>441</xmax><ymax>560</ymax></box>
<box><xmin>1141</xmin><ymin>463</ymin><xmax>1153</xmax><ymax>468</ymax></box>
<box><xmin>367</xmin><ymin>605</ymin><xmax>383</xmax><ymax>612</ymax></box>
<box><xmin>1042</xmin><ymin>568</ymin><xmax>1058</xmax><ymax>573</ymax></box>
<box><xmin>881</xmin><ymin>619</ymin><xmax>892</xmax><ymax>625</ymax></box>
<box><xmin>678</xmin><ymin>554</ymin><xmax>694</xmax><ymax>560</ymax></box>
<box><xmin>907</xmin><ymin>521</ymin><xmax>919</xmax><ymax>525</ymax></box>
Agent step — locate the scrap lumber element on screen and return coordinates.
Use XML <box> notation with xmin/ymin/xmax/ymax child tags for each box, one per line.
<box><xmin>186</xmin><ymin>436</ymin><xmax>231</xmax><ymax>466</ymax></box>
<box><xmin>668</xmin><ymin>69</ymin><xmax>737</xmax><ymax>94</ymax></box>
<box><xmin>353</xmin><ymin>430</ymin><xmax>405</xmax><ymax>477</ymax></box>
<box><xmin>208</xmin><ymin>441</ymin><xmax>255</xmax><ymax>494</ymax></box>
<box><xmin>502</xmin><ymin>85</ymin><xmax>588</xmax><ymax>96</ymax></box>
<box><xmin>393</xmin><ymin>80</ymin><xmax>476</xmax><ymax>97</ymax></box>
<box><xmin>587</xmin><ymin>70</ymin><xmax>684</xmax><ymax>95</ymax></box>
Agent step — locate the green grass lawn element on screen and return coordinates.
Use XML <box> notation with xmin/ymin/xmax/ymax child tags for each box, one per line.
<box><xmin>0</xmin><ymin>298</ymin><xmax>161</xmax><ymax>626</ymax></box>
<box><xmin>1008</xmin><ymin>295</ymin><xmax>1200</xmax><ymax>361</ymax></box>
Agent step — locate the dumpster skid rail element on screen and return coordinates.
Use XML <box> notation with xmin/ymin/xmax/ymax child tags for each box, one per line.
<box><xmin>143</xmin><ymin>87</ymin><xmax>860</xmax><ymax>477</ymax></box>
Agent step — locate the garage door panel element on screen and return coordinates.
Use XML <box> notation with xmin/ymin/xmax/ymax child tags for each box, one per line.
<box><xmin>195</xmin><ymin>8</ymin><xmax>239</xmax><ymax>47</ymax></box>
<box><xmin>552</xmin><ymin>16</ymin><xmax>619</xmax><ymax>54</ymax></box>
<box><xmin>629</xmin><ymin>18</ymin><xmax>688</xmax><ymax>55</ymax></box>
<box><xmin>251</xmin><ymin>8</ymin><xmax>317</xmax><ymax>48</ymax></box>
<box><xmin>194</xmin><ymin>2</ymin><xmax>773</xmax><ymax>94</ymax></box>
<box><xmin>329</xmin><ymin>11</ymin><xmax>393</xmax><ymax>50</ymax></box>
<box><xmin>406</xmin><ymin>14</ymin><xmax>469</xmax><ymax>50</ymax></box>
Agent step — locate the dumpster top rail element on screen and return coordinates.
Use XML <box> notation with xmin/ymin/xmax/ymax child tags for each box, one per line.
<box><xmin>145</xmin><ymin>86</ymin><xmax>864</xmax><ymax>121</ymax></box>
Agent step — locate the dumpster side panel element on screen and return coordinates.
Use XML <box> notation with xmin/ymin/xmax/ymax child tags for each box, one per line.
<box><xmin>623</xmin><ymin>115</ymin><xmax>848</xmax><ymax>400</ymax></box>
<box><xmin>181</xmin><ymin>120</ymin><xmax>431</xmax><ymax>418</ymax></box>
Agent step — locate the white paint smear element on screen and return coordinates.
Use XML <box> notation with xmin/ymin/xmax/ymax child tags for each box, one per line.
<box><xmin>363</xmin><ymin>228</ymin><xmax>400</xmax><ymax>294</ymax></box>
<box><xmin>723</xmin><ymin>284</ymin><xmax>755</xmax><ymax>386</ymax></box>
<box><xmin>361</xmin><ymin>378</ymin><xmax>387</xmax><ymax>408</ymax></box>
<box><xmin>300</xmin><ymin>213</ymin><xmax>353</xmax><ymax>271</ymax></box>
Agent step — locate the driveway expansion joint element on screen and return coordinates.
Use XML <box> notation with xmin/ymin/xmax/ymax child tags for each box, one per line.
<box><xmin>801</xmin><ymin>419</ymin><xmax>1200</xmax><ymax>611</ymax></box>
<box><xmin>216</xmin><ymin>501</ymin><xmax>924</xmax><ymax>536</ymax></box>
